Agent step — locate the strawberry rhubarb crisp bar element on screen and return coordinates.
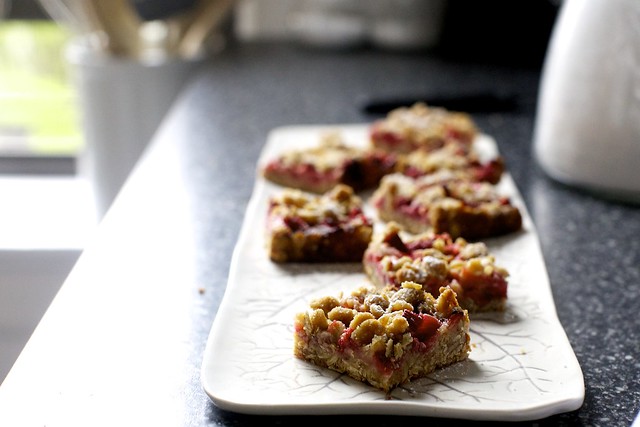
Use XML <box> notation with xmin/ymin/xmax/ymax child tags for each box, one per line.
<box><xmin>371</xmin><ymin>171</ymin><xmax>522</xmax><ymax>240</ymax></box>
<box><xmin>294</xmin><ymin>281</ymin><xmax>470</xmax><ymax>392</ymax></box>
<box><xmin>266</xmin><ymin>184</ymin><xmax>373</xmax><ymax>263</ymax></box>
<box><xmin>262</xmin><ymin>132</ymin><xmax>397</xmax><ymax>194</ymax></box>
<box><xmin>396</xmin><ymin>143</ymin><xmax>505</xmax><ymax>185</ymax></box>
<box><xmin>369</xmin><ymin>102</ymin><xmax>478</xmax><ymax>154</ymax></box>
<box><xmin>363</xmin><ymin>224</ymin><xmax>509</xmax><ymax>312</ymax></box>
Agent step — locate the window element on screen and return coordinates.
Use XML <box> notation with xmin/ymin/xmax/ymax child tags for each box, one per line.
<box><xmin>0</xmin><ymin>18</ymin><xmax>81</xmax><ymax>174</ymax></box>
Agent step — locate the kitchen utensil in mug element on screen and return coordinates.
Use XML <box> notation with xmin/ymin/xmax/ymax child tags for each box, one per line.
<box><xmin>38</xmin><ymin>0</ymin><xmax>234</xmax><ymax>60</ymax></box>
<box><xmin>533</xmin><ymin>0</ymin><xmax>640</xmax><ymax>204</ymax></box>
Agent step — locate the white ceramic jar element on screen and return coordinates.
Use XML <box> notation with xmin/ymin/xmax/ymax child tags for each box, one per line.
<box><xmin>287</xmin><ymin>0</ymin><xmax>368</xmax><ymax>49</ymax></box>
<box><xmin>533</xmin><ymin>0</ymin><xmax>640</xmax><ymax>204</ymax></box>
<box><xmin>368</xmin><ymin>0</ymin><xmax>446</xmax><ymax>50</ymax></box>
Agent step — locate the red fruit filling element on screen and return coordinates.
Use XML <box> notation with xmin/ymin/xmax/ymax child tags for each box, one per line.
<box><xmin>370</xmin><ymin>127</ymin><xmax>404</xmax><ymax>148</ymax></box>
<box><xmin>403</xmin><ymin>310</ymin><xmax>441</xmax><ymax>342</ymax></box>
<box><xmin>451</xmin><ymin>267</ymin><xmax>508</xmax><ymax>306</ymax></box>
<box><xmin>265</xmin><ymin>161</ymin><xmax>340</xmax><ymax>187</ymax></box>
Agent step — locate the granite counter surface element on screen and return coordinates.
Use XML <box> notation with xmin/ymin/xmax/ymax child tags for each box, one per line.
<box><xmin>171</xmin><ymin>42</ymin><xmax>640</xmax><ymax>425</ymax></box>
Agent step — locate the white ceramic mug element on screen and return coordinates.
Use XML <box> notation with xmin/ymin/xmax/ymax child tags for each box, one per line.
<box><xmin>533</xmin><ymin>0</ymin><xmax>640</xmax><ymax>204</ymax></box>
<box><xmin>66</xmin><ymin>38</ymin><xmax>204</xmax><ymax>218</ymax></box>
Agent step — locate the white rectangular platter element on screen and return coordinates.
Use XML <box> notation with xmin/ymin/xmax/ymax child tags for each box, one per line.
<box><xmin>201</xmin><ymin>124</ymin><xmax>585</xmax><ymax>421</ymax></box>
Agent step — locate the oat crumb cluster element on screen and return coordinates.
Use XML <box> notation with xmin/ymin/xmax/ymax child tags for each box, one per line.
<box><xmin>261</xmin><ymin>103</ymin><xmax>522</xmax><ymax>392</ymax></box>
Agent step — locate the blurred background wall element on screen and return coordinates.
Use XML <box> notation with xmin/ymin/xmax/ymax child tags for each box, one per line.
<box><xmin>3</xmin><ymin>0</ymin><xmax>47</xmax><ymax>19</ymax></box>
<box><xmin>7</xmin><ymin>0</ymin><xmax>560</xmax><ymax>69</ymax></box>
<box><xmin>233</xmin><ymin>0</ymin><xmax>559</xmax><ymax>68</ymax></box>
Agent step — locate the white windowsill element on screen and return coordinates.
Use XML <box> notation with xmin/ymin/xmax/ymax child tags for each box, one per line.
<box><xmin>0</xmin><ymin>174</ymin><xmax>97</xmax><ymax>250</ymax></box>
<box><xmin>0</xmin><ymin>174</ymin><xmax>97</xmax><ymax>384</ymax></box>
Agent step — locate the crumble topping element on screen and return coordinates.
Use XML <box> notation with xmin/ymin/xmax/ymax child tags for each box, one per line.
<box><xmin>370</xmin><ymin>103</ymin><xmax>478</xmax><ymax>153</ymax></box>
<box><xmin>397</xmin><ymin>143</ymin><xmax>504</xmax><ymax>184</ymax></box>
<box><xmin>269</xmin><ymin>184</ymin><xmax>366</xmax><ymax>229</ymax></box>
<box><xmin>375</xmin><ymin>172</ymin><xmax>509</xmax><ymax>208</ymax></box>
<box><xmin>363</xmin><ymin>224</ymin><xmax>509</xmax><ymax>312</ymax></box>
<box><xmin>274</xmin><ymin>132</ymin><xmax>361</xmax><ymax>172</ymax></box>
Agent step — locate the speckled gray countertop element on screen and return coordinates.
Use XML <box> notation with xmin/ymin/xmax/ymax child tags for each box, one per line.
<box><xmin>0</xmin><ymin>42</ymin><xmax>638</xmax><ymax>426</ymax></box>
<box><xmin>164</xmin><ymin>42</ymin><xmax>640</xmax><ymax>425</ymax></box>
